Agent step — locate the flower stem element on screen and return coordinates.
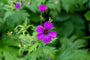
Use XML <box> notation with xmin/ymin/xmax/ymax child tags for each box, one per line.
<box><xmin>40</xmin><ymin>12</ymin><xmax>43</xmax><ymax>25</ymax></box>
<box><xmin>41</xmin><ymin>19</ymin><xmax>42</xmax><ymax>25</ymax></box>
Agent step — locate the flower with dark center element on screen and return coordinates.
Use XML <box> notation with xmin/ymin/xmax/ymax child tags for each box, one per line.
<box><xmin>36</xmin><ymin>21</ymin><xmax>57</xmax><ymax>43</ymax></box>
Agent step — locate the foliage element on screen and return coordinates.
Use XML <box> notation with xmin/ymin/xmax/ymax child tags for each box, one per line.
<box><xmin>84</xmin><ymin>10</ymin><xmax>90</xmax><ymax>21</ymax></box>
<box><xmin>56</xmin><ymin>36</ymin><xmax>90</xmax><ymax>60</ymax></box>
<box><xmin>0</xmin><ymin>35</ymin><xmax>20</xmax><ymax>60</ymax></box>
<box><xmin>0</xmin><ymin>0</ymin><xmax>90</xmax><ymax>60</ymax></box>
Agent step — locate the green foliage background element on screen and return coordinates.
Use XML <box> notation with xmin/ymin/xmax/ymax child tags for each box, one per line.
<box><xmin>0</xmin><ymin>0</ymin><xmax>90</xmax><ymax>60</ymax></box>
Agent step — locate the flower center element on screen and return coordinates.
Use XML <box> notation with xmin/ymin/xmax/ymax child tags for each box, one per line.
<box><xmin>44</xmin><ymin>29</ymin><xmax>48</xmax><ymax>35</ymax></box>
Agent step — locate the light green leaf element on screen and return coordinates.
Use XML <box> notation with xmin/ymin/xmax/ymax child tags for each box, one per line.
<box><xmin>84</xmin><ymin>11</ymin><xmax>90</xmax><ymax>21</ymax></box>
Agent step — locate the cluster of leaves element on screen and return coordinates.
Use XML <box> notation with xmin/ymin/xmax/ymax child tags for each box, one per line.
<box><xmin>55</xmin><ymin>13</ymin><xmax>86</xmax><ymax>37</ymax></box>
<box><xmin>0</xmin><ymin>20</ymin><xmax>57</xmax><ymax>60</ymax></box>
<box><xmin>0</xmin><ymin>0</ymin><xmax>90</xmax><ymax>60</ymax></box>
<box><xmin>56</xmin><ymin>36</ymin><xmax>90</xmax><ymax>60</ymax></box>
<box><xmin>0</xmin><ymin>19</ymin><xmax>90</xmax><ymax>60</ymax></box>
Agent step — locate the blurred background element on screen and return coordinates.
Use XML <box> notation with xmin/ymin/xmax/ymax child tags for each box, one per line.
<box><xmin>0</xmin><ymin>0</ymin><xmax>90</xmax><ymax>60</ymax></box>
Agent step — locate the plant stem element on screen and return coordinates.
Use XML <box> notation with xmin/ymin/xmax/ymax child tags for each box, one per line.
<box><xmin>83</xmin><ymin>36</ymin><xmax>90</xmax><ymax>39</ymax></box>
<box><xmin>10</xmin><ymin>36</ymin><xmax>30</xmax><ymax>44</ymax></box>
<box><xmin>40</xmin><ymin>12</ymin><xmax>43</xmax><ymax>25</ymax></box>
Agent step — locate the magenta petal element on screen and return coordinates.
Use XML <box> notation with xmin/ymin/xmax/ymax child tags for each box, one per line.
<box><xmin>37</xmin><ymin>32</ymin><xmax>44</xmax><ymax>40</ymax></box>
<box><xmin>49</xmin><ymin>31</ymin><xmax>57</xmax><ymax>39</ymax></box>
<box><xmin>43</xmin><ymin>35</ymin><xmax>51</xmax><ymax>43</ymax></box>
<box><xmin>44</xmin><ymin>21</ymin><xmax>53</xmax><ymax>30</ymax></box>
<box><xmin>39</xmin><ymin>4</ymin><xmax>47</xmax><ymax>12</ymax></box>
<box><xmin>36</xmin><ymin>25</ymin><xmax>44</xmax><ymax>32</ymax></box>
<box><xmin>15</xmin><ymin>3</ymin><xmax>20</xmax><ymax>9</ymax></box>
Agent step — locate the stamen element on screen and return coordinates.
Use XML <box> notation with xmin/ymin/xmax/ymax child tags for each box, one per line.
<box><xmin>44</xmin><ymin>29</ymin><xmax>48</xmax><ymax>34</ymax></box>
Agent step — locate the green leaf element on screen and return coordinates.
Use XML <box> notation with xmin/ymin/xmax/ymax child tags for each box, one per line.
<box><xmin>50</xmin><ymin>11</ymin><xmax>58</xmax><ymax>18</ymax></box>
<box><xmin>28</xmin><ymin>43</ymin><xmax>38</xmax><ymax>54</ymax></box>
<box><xmin>89</xmin><ymin>23</ymin><xmax>90</xmax><ymax>31</ymax></box>
<box><xmin>55</xmin><ymin>21</ymin><xmax>74</xmax><ymax>37</ymax></box>
<box><xmin>47</xmin><ymin>0</ymin><xmax>61</xmax><ymax>17</ymax></box>
<box><xmin>62</xmin><ymin>0</ymin><xmax>74</xmax><ymax>12</ymax></box>
<box><xmin>56</xmin><ymin>36</ymin><xmax>90</xmax><ymax>60</ymax></box>
<box><xmin>56</xmin><ymin>13</ymin><xmax>70</xmax><ymax>22</ymax></box>
<box><xmin>30</xmin><ymin>13</ymin><xmax>40</xmax><ymax>23</ymax></box>
<box><xmin>83</xmin><ymin>0</ymin><xmax>88</xmax><ymax>4</ymax></box>
<box><xmin>78</xmin><ymin>0</ymin><xmax>83</xmax><ymax>8</ymax></box>
<box><xmin>71</xmin><ymin>14</ymin><xmax>85</xmax><ymax>37</ymax></box>
<box><xmin>84</xmin><ymin>10</ymin><xmax>90</xmax><ymax>21</ymax></box>
<box><xmin>62</xmin><ymin>0</ymin><xmax>84</xmax><ymax>12</ymax></box>
<box><xmin>3</xmin><ymin>11</ymin><xmax>13</xmax><ymax>23</ymax></box>
<box><xmin>3</xmin><ymin>10</ymin><xmax>29</xmax><ymax>29</ymax></box>
<box><xmin>24</xmin><ymin>3</ymin><xmax>38</xmax><ymax>13</ymax></box>
<box><xmin>0</xmin><ymin>36</ymin><xmax>20</xmax><ymax>60</ymax></box>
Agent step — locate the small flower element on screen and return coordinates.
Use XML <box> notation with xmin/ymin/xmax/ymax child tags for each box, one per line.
<box><xmin>21</xmin><ymin>1</ymin><xmax>24</xmax><ymax>5</ymax></box>
<box><xmin>47</xmin><ymin>57</ymin><xmax>51</xmax><ymax>60</ymax></box>
<box><xmin>36</xmin><ymin>21</ymin><xmax>57</xmax><ymax>43</ymax></box>
<box><xmin>39</xmin><ymin>4</ymin><xmax>47</xmax><ymax>12</ymax></box>
<box><xmin>15</xmin><ymin>3</ymin><xmax>20</xmax><ymax>9</ymax></box>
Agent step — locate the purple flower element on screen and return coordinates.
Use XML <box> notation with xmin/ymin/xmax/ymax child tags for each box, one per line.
<box><xmin>15</xmin><ymin>3</ymin><xmax>20</xmax><ymax>9</ymax></box>
<box><xmin>48</xmin><ymin>57</ymin><xmax>51</xmax><ymax>60</ymax></box>
<box><xmin>21</xmin><ymin>1</ymin><xmax>24</xmax><ymax>5</ymax></box>
<box><xmin>36</xmin><ymin>21</ymin><xmax>57</xmax><ymax>43</ymax></box>
<box><xmin>39</xmin><ymin>4</ymin><xmax>47</xmax><ymax>12</ymax></box>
